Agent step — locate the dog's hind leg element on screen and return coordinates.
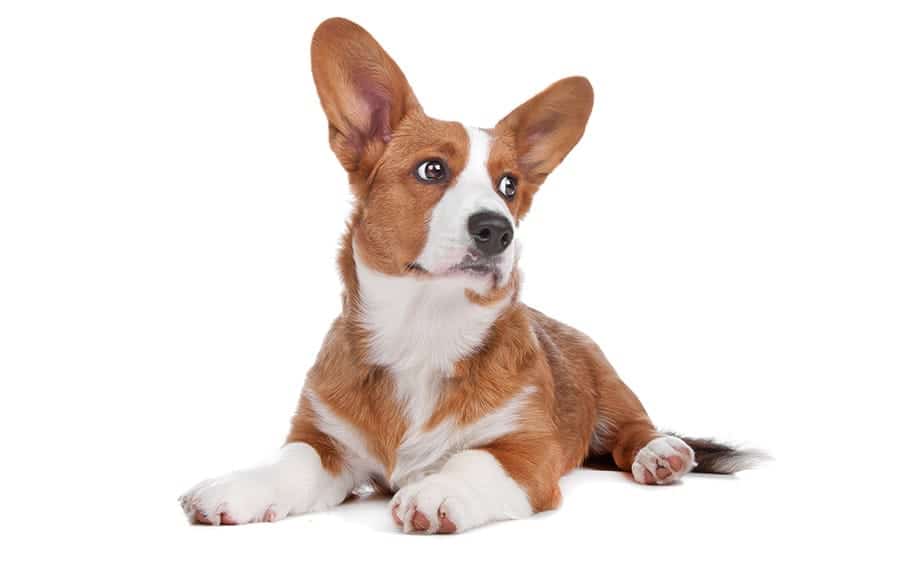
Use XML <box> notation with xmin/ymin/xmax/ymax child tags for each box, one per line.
<box><xmin>588</xmin><ymin>373</ymin><xmax>696</xmax><ymax>485</ymax></box>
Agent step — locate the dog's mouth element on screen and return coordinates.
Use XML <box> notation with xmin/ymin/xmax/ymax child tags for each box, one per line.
<box><xmin>406</xmin><ymin>251</ymin><xmax>502</xmax><ymax>280</ymax></box>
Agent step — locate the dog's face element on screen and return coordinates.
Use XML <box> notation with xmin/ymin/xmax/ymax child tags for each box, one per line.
<box><xmin>311</xmin><ymin>19</ymin><xmax>592</xmax><ymax>292</ymax></box>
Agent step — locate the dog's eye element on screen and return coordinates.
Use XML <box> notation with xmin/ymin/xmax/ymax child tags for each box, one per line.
<box><xmin>498</xmin><ymin>175</ymin><xmax>517</xmax><ymax>200</ymax></box>
<box><xmin>415</xmin><ymin>160</ymin><xmax>448</xmax><ymax>183</ymax></box>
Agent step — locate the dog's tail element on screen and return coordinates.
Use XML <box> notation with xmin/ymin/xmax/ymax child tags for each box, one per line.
<box><xmin>675</xmin><ymin>434</ymin><xmax>771</xmax><ymax>474</ymax></box>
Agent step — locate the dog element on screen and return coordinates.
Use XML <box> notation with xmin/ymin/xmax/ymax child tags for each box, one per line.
<box><xmin>179</xmin><ymin>17</ymin><xmax>760</xmax><ymax>533</ymax></box>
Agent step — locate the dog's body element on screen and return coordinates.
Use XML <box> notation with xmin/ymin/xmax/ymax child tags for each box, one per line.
<box><xmin>180</xmin><ymin>18</ymin><xmax>758</xmax><ymax>533</ymax></box>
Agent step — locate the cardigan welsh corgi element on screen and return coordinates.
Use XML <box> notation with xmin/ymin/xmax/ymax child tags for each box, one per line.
<box><xmin>179</xmin><ymin>17</ymin><xmax>761</xmax><ymax>533</ymax></box>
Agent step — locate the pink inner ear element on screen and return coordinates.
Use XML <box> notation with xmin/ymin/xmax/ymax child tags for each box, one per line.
<box><xmin>353</xmin><ymin>73</ymin><xmax>393</xmax><ymax>145</ymax></box>
<box><xmin>524</xmin><ymin>113</ymin><xmax>563</xmax><ymax>148</ymax></box>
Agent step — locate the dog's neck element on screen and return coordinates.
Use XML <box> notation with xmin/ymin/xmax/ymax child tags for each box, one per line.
<box><xmin>344</xmin><ymin>239</ymin><xmax>516</xmax><ymax>379</ymax></box>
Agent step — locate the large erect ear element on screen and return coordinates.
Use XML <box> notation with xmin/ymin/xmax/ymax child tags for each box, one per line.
<box><xmin>495</xmin><ymin>77</ymin><xmax>593</xmax><ymax>185</ymax></box>
<box><xmin>310</xmin><ymin>18</ymin><xmax>421</xmax><ymax>177</ymax></box>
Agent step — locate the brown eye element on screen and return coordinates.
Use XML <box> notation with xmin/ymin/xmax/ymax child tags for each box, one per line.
<box><xmin>498</xmin><ymin>175</ymin><xmax>517</xmax><ymax>199</ymax></box>
<box><xmin>415</xmin><ymin>159</ymin><xmax>448</xmax><ymax>183</ymax></box>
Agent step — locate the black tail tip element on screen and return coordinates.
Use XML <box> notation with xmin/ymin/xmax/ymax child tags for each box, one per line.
<box><xmin>677</xmin><ymin>435</ymin><xmax>772</xmax><ymax>475</ymax></box>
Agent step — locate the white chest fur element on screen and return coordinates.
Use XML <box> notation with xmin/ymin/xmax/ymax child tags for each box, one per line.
<box><xmin>309</xmin><ymin>251</ymin><xmax>525</xmax><ymax>487</ymax></box>
<box><xmin>354</xmin><ymin>250</ymin><xmax>509</xmax><ymax>381</ymax></box>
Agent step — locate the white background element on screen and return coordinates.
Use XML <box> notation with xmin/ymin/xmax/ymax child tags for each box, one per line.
<box><xmin>1</xmin><ymin>1</ymin><xmax>897</xmax><ymax>560</ymax></box>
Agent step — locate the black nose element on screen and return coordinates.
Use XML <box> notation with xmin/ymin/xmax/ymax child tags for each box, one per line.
<box><xmin>467</xmin><ymin>211</ymin><xmax>514</xmax><ymax>257</ymax></box>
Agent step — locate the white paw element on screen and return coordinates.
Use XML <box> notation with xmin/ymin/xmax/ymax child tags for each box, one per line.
<box><xmin>632</xmin><ymin>435</ymin><xmax>696</xmax><ymax>485</ymax></box>
<box><xmin>179</xmin><ymin>468</ymin><xmax>288</xmax><ymax>525</ymax></box>
<box><xmin>390</xmin><ymin>449</ymin><xmax>533</xmax><ymax>534</ymax></box>
<box><xmin>391</xmin><ymin>474</ymin><xmax>471</xmax><ymax>533</ymax></box>
<box><xmin>390</xmin><ymin>474</ymin><xmax>472</xmax><ymax>534</ymax></box>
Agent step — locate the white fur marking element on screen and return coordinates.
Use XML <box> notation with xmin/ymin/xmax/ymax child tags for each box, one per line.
<box><xmin>355</xmin><ymin>248</ymin><xmax>511</xmax><ymax>378</ymax></box>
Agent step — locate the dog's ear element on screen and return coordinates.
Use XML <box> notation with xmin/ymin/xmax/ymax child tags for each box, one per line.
<box><xmin>495</xmin><ymin>77</ymin><xmax>593</xmax><ymax>185</ymax></box>
<box><xmin>311</xmin><ymin>18</ymin><xmax>421</xmax><ymax>183</ymax></box>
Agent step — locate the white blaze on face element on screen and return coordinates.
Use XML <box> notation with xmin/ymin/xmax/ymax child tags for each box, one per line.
<box><xmin>414</xmin><ymin>127</ymin><xmax>518</xmax><ymax>285</ymax></box>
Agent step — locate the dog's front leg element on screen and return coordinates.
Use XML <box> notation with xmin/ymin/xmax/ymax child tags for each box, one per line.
<box><xmin>179</xmin><ymin>441</ymin><xmax>354</xmax><ymax>525</ymax></box>
<box><xmin>390</xmin><ymin>443</ymin><xmax>558</xmax><ymax>534</ymax></box>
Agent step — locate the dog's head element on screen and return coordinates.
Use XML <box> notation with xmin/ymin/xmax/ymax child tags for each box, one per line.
<box><xmin>311</xmin><ymin>18</ymin><xmax>592</xmax><ymax>293</ymax></box>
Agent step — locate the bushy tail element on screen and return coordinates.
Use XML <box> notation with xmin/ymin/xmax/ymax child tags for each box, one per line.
<box><xmin>676</xmin><ymin>435</ymin><xmax>771</xmax><ymax>474</ymax></box>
